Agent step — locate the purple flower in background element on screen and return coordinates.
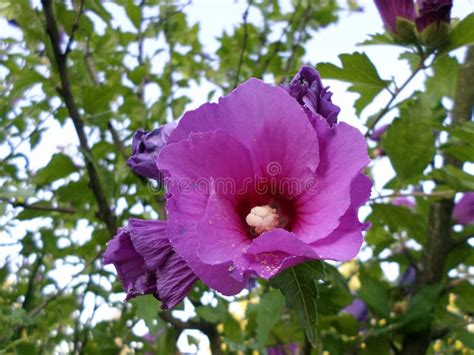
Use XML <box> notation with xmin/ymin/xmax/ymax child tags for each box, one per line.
<box><xmin>267</xmin><ymin>343</ymin><xmax>299</xmax><ymax>355</ymax></box>
<box><xmin>392</xmin><ymin>197</ymin><xmax>415</xmax><ymax>209</ymax></box>
<box><xmin>415</xmin><ymin>0</ymin><xmax>452</xmax><ymax>32</ymax></box>
<box><xmin>399</xmin><ymin>265</ymin><xmax>417</xmax><ymax>287</ymax></box>
<box><xmin>105</xmin><ymin>70</ymin><xmax>371</xmax><ymax>309</ymax></box>
<box><xmin>370</xmin><ymin>124</ymin><xmax>389</xmax><ymax>142</ymax></box>
<box><xmin>374</xmin><ymin>0</ymin><xmax>416</xmax><ymax>34</ymax></box>
<box><xmin>452</xmin><ymin>193</ymin><xmax>474</xmax><ymax>225</ymax></box>
<box><xmin>283</xmin><ymin>66</ymin><xmax>340</xmax><ymax>126</ymax></box>
<box><xmin>374</xmin><ymin>0</ymin><xmax>452</xmax><ymax>38</ymax></box>
<box><xmin>127</xmin><ymin>123</ymin><xmax>176</xmax><ymax>180</ymax></box>
<box><xmin>342</xmin><ymin>299</ymin><xmax>369</xmax><ymax>323</ymax></box>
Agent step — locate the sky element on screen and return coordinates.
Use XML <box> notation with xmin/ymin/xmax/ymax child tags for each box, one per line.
<box><xmin>1</xmin><ymin>0</ymin><xmax>474</xmax><ymax>353</ymax></box>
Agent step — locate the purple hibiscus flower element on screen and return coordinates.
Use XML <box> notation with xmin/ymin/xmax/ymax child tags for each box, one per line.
<box><xmin>104</xmin><ymin>69</ymin><xmax>371</xmax><ymax>309</ymax></box>
<box><xmin>452</xmin><ymin>193</ymin><xmax>474</xmax><ymax>225</ymax></box>
<box><xmin>267</xmin><ymin>343</ymin><xmax>299</xmax><ymax>355</ymax></box>
<box><xmin>392</xmin><ymin>197</ymin><xmax>415</xmax><ymax>209</ymax></box>
<box><xmin>374</xmin><ymin>0</ymin><xmax>452</xmax><ymax>35</ymax></box>
<box><xmin>342</xmin><ymin>299</ymin><xmax>369</xmax><ymax>323</ymax></box>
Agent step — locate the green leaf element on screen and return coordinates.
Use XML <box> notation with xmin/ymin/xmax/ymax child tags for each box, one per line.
<box><xmin>440</xmin><ymin>13</ymin><xmax>474</xmax><ymax>54</ymax></box>
<box><xmin>400</xmin><ymin>284</ymin><xmax>442</xmax><ymax>333</ymax></box>
<box><xmin>425</xmin><ymin>55</ymin><xmax>459</xmax><ymax>100</ymax></box>
<box><xmin>132</xmin><ymin>295</ymin><xmax>159</xmax><ymax>328</ymax></box>
<box><xmin>430</xmin><ymin>166</ymin><xmax>474</xmax><ymax>192</ymax></box>
<box><xmin>256</xmin><ymin>289</ymin><xmax>286</xmax><ymax>345</ymax></box>
<box><xmin>383</xmin><ymin>104</ymin><xmax>436</xmax><ymax>182</ymax></box>
<box><xmin>369</xmin><ymin>204</ymin><xmax>427</xmax><ymax>244</ymax></box>
<box><xmin>360</xmin><ymin>33</ymin><xmax>398</xmax><ymax>46</ymax></box>
<box><xmin>358</xmin><ymin>268</ymin><xmax>390</xmax><ymax>318</ymax></box>
<box><xmin>195</xmin><ymin>301</ymin><xmax>227</xmax><ymax>324</ymax></box>
<box><xmin>317</xmin><ymin>52</ymin><xmax>390</xmax><ymax>115</ymax></box>
<box><xmin>223</xmin><ymin>313</ymin><xmax>243</xmax><ymax>343</ymax></box>
<box><xmin>271</xmin><ymin>261</ymin><xmax>325</xmax><ymax>347</ymax></box>
<box><xmin>33</xmin><ymin>153</ymin><xmax>76</xmax><ymax>186</ymax></box>
<box><xmin>124</xmin><ymin>0</ymin><xmax>141</xmax><ymax>29</ymax></box>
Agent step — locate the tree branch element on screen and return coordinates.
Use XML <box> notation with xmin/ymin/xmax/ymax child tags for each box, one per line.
<box><xmin>2</xmin><ymin>198</ymin><xmax>77</xmax><ymax>214</ymax></box>
<box><xmin>233</xmin><ymin>0</ymin><xmax>253</xmax><ymax>89</ymax></box>
<box><xmin>401</xmin><ymin>46</ymin><xmax>474</xmax><ymax>355</ymax></box>
<box><xmin>64</xmin><ymin>0</ymin><xmax>85</xmax><ymax>56</ymax></box>
<box><xmin>41</xmin><ymin>0</ymin><xmax>117</xmax><ymax>236</ymax></box>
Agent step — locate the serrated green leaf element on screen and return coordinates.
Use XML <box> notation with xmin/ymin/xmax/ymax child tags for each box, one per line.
<box><xmin>317</xmin><ymin>52</ymin><xmax>390</xmax><ymax>115</ymax></box>
<box><xmin>440</xmin><ymin>13</ymin><xmax>474</xmax><ymax>54</ymax></box>
<box><xmin>383</xmin><ymin>104</ymin><xmax>436</xmax><ymax>182</ymax></box>
<box><xmin>271</xmin><ymin>261</ymin><xmax>325</xmax><ymax>347</ymax></box>
<box><xmin>33</xmin><ymin>153</ymin><xmax>76</xmax><ymax>186</ymax></box>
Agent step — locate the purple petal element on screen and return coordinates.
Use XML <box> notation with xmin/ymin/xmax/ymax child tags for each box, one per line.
<box><xmin>307</xmin><ymin>174</ymin><xmax>372</xmax><ymax>261</ymax></box>
<box><xmin>374</xmin><ymin>0</ymin><xmax>416</xmax><ymax>33</ymax></box>
<box><xmin>342</xmin><ymin>299</ymin><xmax>369</xmax><ymax>323</ymax></box>
<box><xmin>370</xmin><ymin>124</ymin><xmax>389</xmax><ymax>142</ymax></box>
<box><xmin>452</xmin><ymin>192</ymin><xmax>474</xmax><ymax>225</ymax></box>
<box><xmin>392</xmin><ymin>197</ymin><xmax>415</xmax><ymax>209</ymax></box>
<box><xmin>104</xmin><ymin>219</ymin><xmax>197</xmax><ymax>309</ymax></box>
<box><xmin>284</xmin><ymin>65</ymin><xmax>340</xmax><ymax>126</ymax></box>
<box><xmin>166</xmin><ymin>78</ymin><xmax>320</xmax><ymax>178</ymax></box>
<box><xmin>399</xmin><ymin>265</ymin><xmax>417</xmax><ymax>287</ymax></box>
<box><xmin>103</xmin><ymin>227</ymin><xmax>157</xmax><ymax>301</ymax></box>
<box><xmin>415</xmin><ymin>0</ymin><xmax>452</xmax><ymax>32</ymax></box>
<box><xmin>127</xmin><ymin>123</ymin><xmax>176</xmax><ymax>180</ymax></box>
<box><xmin>293</xmin><ymin>119</ymin><xmax>371</xmax><ymax>243</ymax></box>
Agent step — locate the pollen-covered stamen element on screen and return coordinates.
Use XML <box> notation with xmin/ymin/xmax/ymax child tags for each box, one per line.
<box><xmin>245</xmin><ymin>205</ymin><xmax>280</xmax><ymax>234</ymax></box>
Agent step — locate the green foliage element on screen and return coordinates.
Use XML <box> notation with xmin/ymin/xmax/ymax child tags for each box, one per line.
<box><xmin>256</xmin><ymin>289</ymin><xmax>286</xmax><ymax>345</ymax></box>
<box><xmin>1</xmin><ymin>1</ymin><xmax>474</xmax><ymax>353</ymax></box>
<box><xmin>317</xmin><ymin>52</ymin><xmax>390</xmax><ymax>115</ymax></box>
<box><xmin>440</xmin><ymin>13</ymin><xmax>474</xmax><ymax>54</ymax></box>
<box><xmin>271</xmin><ymin>262</ymin><xmax>323</xmax><ymax>347</ymax></box>
<box><xmin>383</xmin><ymin>100</ymin><xmax>436</xmax><ymax>184</ymax></box>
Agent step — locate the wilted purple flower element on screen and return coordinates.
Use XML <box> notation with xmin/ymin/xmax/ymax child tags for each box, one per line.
<box><xmin>103</xmin><ymin>219</ymin><xmax>197</xmax><ymax>309</ymax></box>
<box><xmin>127</xmin><ymin>123</ymin><xmax>176</xmax><ymax>179</ymax></box>
<box><xmin>415</xmin><ymin>0</ymin><xmax>452</xmax><ymax>32</ymax></box>
<box><xmin>374</xmin><ymin>0</ymin><xmax>416</xmax><ymax>34</ymax></box>
<box><xmin>392</xmin><ymin>197</ymin><xmax>415</xmax><ymax>209</ymax></box>
<box><xmin>105</xmin><ymin>71</ymin><xmax>371</xmax><ymax>309</ymax></box>
<box><xmin>283</xmin><ymin>66</ymin><xmax>340</xmax><ymax>126</ymax></box>
<box><xmin>267</xmin><ymin>343</ymin><xmax>299</xmax><ymax>355</ymax></box>
<box><xmin>452</xmin><ymin>193</ymin><xmax>474</xmax><ymax>225</ymax></box>
<box><xmin>370</xmin><ymin>124</ymin><xmax>389</xmax><ymax>142</ymax></box>
<box><xmin>342</xmin><ymin>299</ymin><xmax>369</xmax><ymax>323</ymax></box>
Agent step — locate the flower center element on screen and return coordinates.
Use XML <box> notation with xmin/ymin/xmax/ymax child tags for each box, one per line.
<box><xmin>245</xmin><ymin>205</ymin><xmax>280</xmax><ymax>234</ymax></box>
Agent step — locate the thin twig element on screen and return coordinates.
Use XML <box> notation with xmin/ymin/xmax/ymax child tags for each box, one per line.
<box><xmin>258</xmin><ymin>0</ymin><xmax>302</xmax><ymax>76</ymax></box>
<box><xmin>64</xmin><ymin>0</ymin><xmax>85</xmax><ymax>56</ymax></box>
<box><xmin>365</xmin><ymin>59</ymin><xmax>426</xmax><ymax>137</ymax></box>
<box><xmin>233</xmin><ymin>0</ymin><xmax>253</xmax><ymax>88</ymax></box>
<box><xmin>1</xmin><ymin>198</ymin><xmax>77</xmax><ymax>214</ymax></box>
